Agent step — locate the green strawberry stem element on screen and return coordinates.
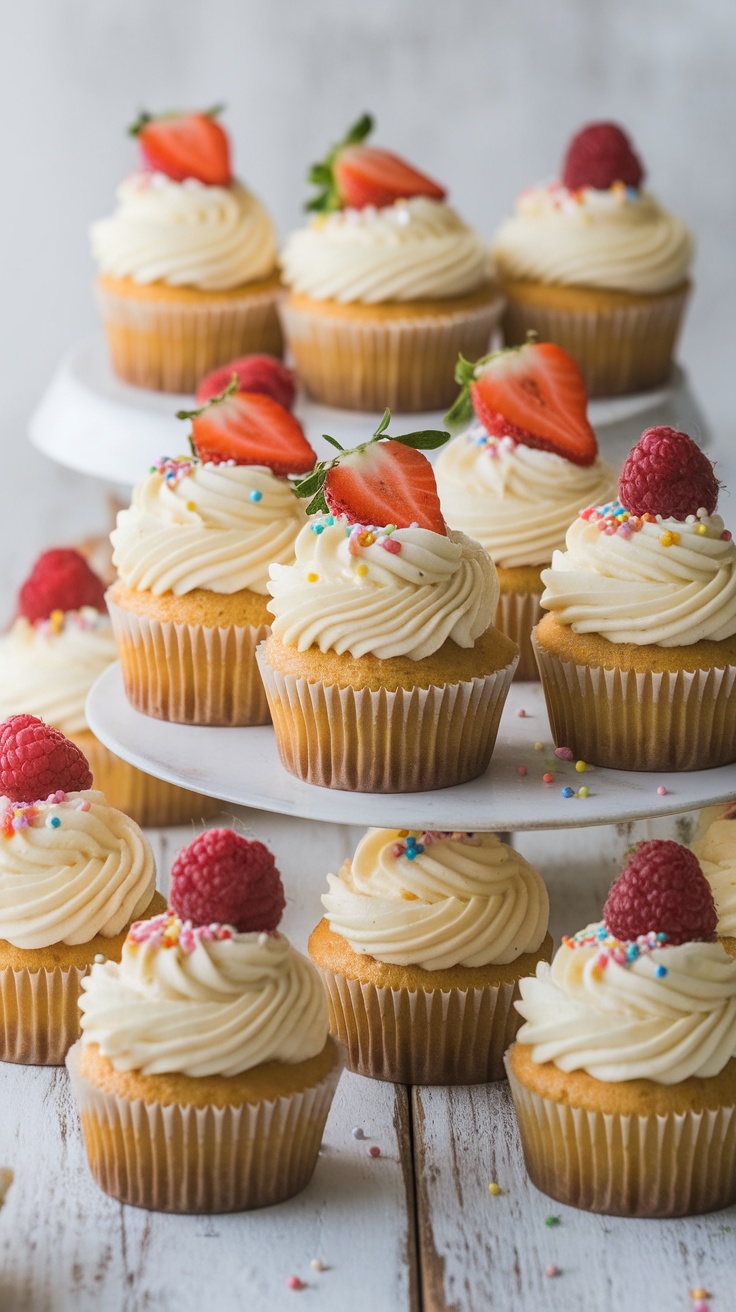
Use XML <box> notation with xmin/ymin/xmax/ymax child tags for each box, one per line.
<box><xmin>305</xmin><ymin>113</ymin><xmax>374</xmax><ymax>213</ymax></box>
<box><xmin>444</xmin><ymin>336</ymin><xmax>538</xmax><ymax>428</ymax></box>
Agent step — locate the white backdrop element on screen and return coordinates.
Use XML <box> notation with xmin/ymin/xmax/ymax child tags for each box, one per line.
<box><xmin>2</xmin><ymin>0</ymin><xmax>735</xmax><ymax>614</ymax></box>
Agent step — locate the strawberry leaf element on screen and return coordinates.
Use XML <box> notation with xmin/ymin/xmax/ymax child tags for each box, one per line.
<box><xmin>322</xmin><ymin>434</ymin><xmax>345</xmax><ymax>452</ymax></box>
<box><xmin>373</xmin><ymin>408</ymin><xmax>391</xmax><ymax>439</ymax></box>
<box><xmin>305</xmin><ymin>113</ymin><xmax>374</xmax><ymax>213</ymax></box>
<box><xmin>293</xmin><ymin>410</ymin><xmax>449</xmax><ymax>508</ymax></box>
<box><xmin>393</xmin><ymin>430</ymin><xmax>450</xmax><ymax>450</ymax></box>
<box><xmin>305</xmin><ymin>489</ymin><xmax>330</xmax><ymax>516</ymax></box>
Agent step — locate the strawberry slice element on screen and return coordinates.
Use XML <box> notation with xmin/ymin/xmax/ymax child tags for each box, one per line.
<box><xmin>196</xmin><ymin>356</ymin><xmax>296</xmax><ymax>410</ymax></box>
<box><xmin>130</xmin><ymin>107</ymin><xmax>231</xmax><ymax>186</ymax></box>
<box><xmin>324</xmin><ymin>440</ymin><xmax>446</xmax><ymax>534</ymax></box>
<box><xmin>307</xmin><ymin>114</ymin><xmax>446</xmax><ymax>212</ymax></box>
<box><xmin>467</xmin><ymin>343</ymin><xmax>597</xmax><ymax>466</ymax></box>
<box><xmin>184</xmin><ymin>390</ymin><xmax>316</xmax><ymax>476</ymax></box>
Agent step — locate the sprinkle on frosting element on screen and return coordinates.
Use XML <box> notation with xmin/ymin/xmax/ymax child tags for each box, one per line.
<box><xmin>579</xmin><ymin>498</ymin><xmax>717</xmax><ymax>538</ymax></box>
<box><xmin>390</xmin><ymin>830</ymin><xmax>480</xmax><ymax>860</ymax></box>
<box><xmin>0</xmin><ymin>789</ymin><xmax>82</xmax><ymax>837</ymax></box>
<box><xmin>562</xmin><ymin>924</ymin><xmax>669</xmax><ymax>975</ymax></box>
<box><xmin>150</xmin><ymin>455</ymin><xmax>198</xmax><ymax>486</ymax></box>
<box><xmin>127</xmin><ymin>910</ymin><xmax>236</xmax><ymax>954</ymax></box>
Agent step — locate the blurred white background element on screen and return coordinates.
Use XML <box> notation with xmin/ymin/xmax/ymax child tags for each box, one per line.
<box><xmin>2</xmin><ymin>0</ymin><xmax>735</xmax><ymax>614</ymax></box>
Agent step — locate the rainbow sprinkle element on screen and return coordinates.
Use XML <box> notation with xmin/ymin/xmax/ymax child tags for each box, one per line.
<box><xmin>562</xmin><ymin>924</ymin><xmax>669</xmax><ymax>970</ymax></box>
<box><xmin>151</xmin><ymin>455</ymin><xmax>197</xmax><ymax>487</ymax></box>
<box><xmin>127</xmin><ymin>911</ymin><xmax>235</xmax><ymax>954</ymax></box>
<box><xmin>0</xmin><ymin>789</ymin><xmax>82</xmax><ymax>838</ymax></box>
<box><xmin>580</xmin><ymin>499</ymin><xmax>718</xmax><ymax>541</ymax></box>
<box><xmin>390</xmin><ymin>831</ymin><xmax>480</xmax><ymax>860</ymax></box>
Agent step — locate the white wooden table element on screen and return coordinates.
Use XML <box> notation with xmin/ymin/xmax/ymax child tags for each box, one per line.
<box><xmin>0</xmin><ymin>806</ymin><xmax>733</xmax><ymax>1312</ymax></box>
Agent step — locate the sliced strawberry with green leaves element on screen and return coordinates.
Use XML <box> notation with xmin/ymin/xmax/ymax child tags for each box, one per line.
<box><xmin>294</xmin><ymin>411</ymin><xmax>449</xmax><ymax>532</ymax></box>
<box><xmin>129</xmin><ymin>106</ymin><xmax>231</xmax><ymax>186</ymax></box>
<box><xmin>307</xmin><ymin>113</ymin><xmax>446</xmax><ymax>212</ymax></box>
<box><xmin>178</xmin><ymin>382</ymin><xmax>316</xmax><ymax>476</ymax></box>
<box><xmin>446</xmin><ymin>341</ymin><xmax>597</xmax><ymax>467</ymax></box>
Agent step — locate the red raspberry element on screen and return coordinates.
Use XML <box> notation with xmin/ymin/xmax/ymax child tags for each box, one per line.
<box><xmin>18</xmin><ymin>549</ymin><xmax>107</xmax><ymax>623</ymax></box>
<box><xmin>618</xmin><ymin>427</ymin><xmax>720</xmax><ymax>520</ymax></box>
<box><xmin>562</xmin><ymin>122</ymin><xmax>644</xmax><ymax>192</ymax></box>
<box><xmin>195</xmin><ymin>355</ymin><xmax>297</xmax><ymax>411</ymax></box>
<box><xmin>0</xmin><ymin>714</ymin><xmax>93</xmax><ymax>803</ymax></box>
<box><xmin>169</xmin><ymin>828</ymin><xmax>285</xmax><ymax>932</ymax></box>
<box><xmin>603</xmin><ymin>840</ymin><xmax>717</xmax><ymax>945</ymax></box>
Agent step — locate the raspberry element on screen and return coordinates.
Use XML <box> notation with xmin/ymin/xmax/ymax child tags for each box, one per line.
<box><xmin>0</xmin><ymin>714</ymin><xmax>93</xmax><ymax>803</ymax></box>
<box><xmin>18</xmin><ymin>549</ymin><xmax>107</xmax><ymax>623</ymax></box>
<box><xmin>169</xmin><ymin>829</ymin><xmax>285</xmax><ymax>932</ymax></box>
<box><xmin>618</xmin><ymin>427</ymin><xmax>720</xmax><ymax>520</ymax></box>
<box><xmin>603</xmin><ymin>840</ymin><xmax>717</xmax><ymax>945</ymax></box>
<box><xmin>562</xmin><ymin>122</ymin><xmax>644</xmax><ymax>192</ymax></box>
<box><xmin>195</xmin><ymin>355</ymin><xmax>297</xmax><ymax>411</ymax></box>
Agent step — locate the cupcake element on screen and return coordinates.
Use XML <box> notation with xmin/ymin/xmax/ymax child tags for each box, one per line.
<box><xmin>68</xmin><ymin>828</ymin><xmax>342</xmax><ymax>1213</ymax></box>
<box><xmin>0</xmin><ymin>715</ymin><xmax>164</xmax><ymax>1065</ymax></box>
<box><xmin>534</xmin><ymin>426</ymin><xmax>736</xmax><ymax>770</ymax></box>
<box><xmin>256</xmin><ymin>418</ymin><xmax>518</xmax><ymax>792</ymax></box>
<box><xmin>438</xmin><ymin>341</ymin><xmax>617</xmax><ymax>678</ymax></box>
<box><xmin>309</xmin><ymin>828</ymin><xmax>552</xmax><ymax>1083</ymax></box>
<box><xmin>492</xmin><ymin>123</ymin><xmax>693</xmax><ymax>396</ymax></box>
<box><xmin>507</xmin><ymin>840</ymin><xmax>736</xmax><ymax>1217</ymax></box>
<box><xmin>107</xmin><ymin>384</ymin><xmax>315</xmax><ymax>725</ymax></box>
<box><xmin>91</xmin><ymin>107</ymin><xmax>282</xmax><ymax>392</ymax></box>
<box><xmin>0</xmin><ymin>549</ymin><xmax>219</xmax><ymax>826</ymax></box>
<box><xmin>279</xmin><ymin>114</ymin><xmax>502</xmax><ymax>412</ymax></box>
<box><xmin>691</xmin><ymin>804</ymin><xmax>736</xmax><ymax>959</ymax></box>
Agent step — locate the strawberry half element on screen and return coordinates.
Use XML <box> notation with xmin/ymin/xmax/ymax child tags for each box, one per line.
<box><xmin>448</xmin><ymin>343</ymin><xmax>597</xmax><ymax>467</ymax></box>
<box><xmin>195</xmin><ymin>356</ymin><xmax>296</xmax><ymax>410</ymax></box>
<box><xmin>129</xmin><ymin>107</ymin><xmax>231</xmax><ymax>186</ymax></box>
<box><xmin>307</xmin><ymin>114</ymin><xmax>446</xmax><ymax>212</ymax></box>
<box><xmin>324</xmin><ymin>440</ymin><xmax>446</xmax><ymax>534</ymax></box>
<box><xmin>181</xmin><ymin>387</ymin><xmax>316</xmax><ymax>476</ymax></box>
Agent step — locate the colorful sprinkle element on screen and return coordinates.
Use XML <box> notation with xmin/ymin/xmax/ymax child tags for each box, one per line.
<box><xmin>517</xmin><ymin>766</ymin><xmax>527</xmax><ymax>777</ymax></box>
<box><xmin>554</xmin><ymin>746</ymin><xmax>574</xmax><ymax>761</ymax></box>
<box><xmin>517</xmin><ymin>708</ymin><xmax>527</xmax><ymax>718</ymax></box>
<box><xmin>47</xmin><ymin>816</ymin><xmax>61</xmax><ymax>829</ymax></box>
<box><xmin>286</xmin><ymin>1276</ymin><xmax>306</xmax><ymax>1291</ymax></box>
<box><xmin>655</xmin><ymin>964</ymin><xmax>668</xmax><ymax>978</ymax></box>
<box><xmin>306</xmin><ymin>572</ymin><xmax>319</xmax><ymax>583</ymax></box>
<box><xmin>352</xmin><ymin>1127</ymin><xmax>365</xmax><ymax>1140</ymax></box>
<box><xmin>545</xmin><ymin>1265</ymin><xmax>561</xmax><ymax>1278</ymax></box>
<box><xmin>563</xmin><ymin>924</ymin><xmax>669</xmax><ymax>969</ymax></box>
<box><xmin>310</xmin><ymin>1259</ymin><xmax>325</xmax><ymax>1272</ymax></box>
<box><xmin>128</xmin><ymin>912</ymin><xmax>233</xmax><ymax>954</ymax></box>
<box><xmin>545</xmin><ymin>1216</ymin><xmax>560</xmax><ymax>1227</ymax></box>
<box><xmin>153</xmin><ymin>455</ymin><xmax>196</xmax><ymax>487</ymax></box>
<box><xmin>368</xmin><ymin>1146</ymin><xmax>381</xmax><ymax>1158</ymax></box>
<box><xmin>561</xmin><ymin>786</ymin><xmax>575</xmax><ymax>798</ymax></box>
<box><xmin>356</xmin><ymin>564</ymin><xmax>368</xmax><ymax>578</ymax></box>
<box><xmin>93</xmin><ymin>953</ymin><xmax>105</xmax><ymax>964</ymax></box>
<box><xmin>249</xmin><ymin>489</ymin><xmax>263</xmax><ymax>503</ymax></box>
<box><xmin>578</xmin><ymin>785</ymin><xmax>589</xmax><ymax>799</ymax></box>
<box><xmin>488</xmin><ymin>1182</ymin><xmax>502</xmax><ymax>1196</ymax></box>
<box><xmin>534</xmin><ymin>742</ymin><xmax>544</xmax><ymax>751</ymax></box>
<box><xmin>657</xmin><ymin>785</ymin><xmax>667</xmax><ymax>796</ymax></box>
<box><xmin>542</xmin><ymin>773</ymin><xmax>554</xmax><ymax>785</ymax></box>
<box><xmin>575</xmin><ymin>760</ymin><xmax>587</xmax><ymax>773</ymax></box>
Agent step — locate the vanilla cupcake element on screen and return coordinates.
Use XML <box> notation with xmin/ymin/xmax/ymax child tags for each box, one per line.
<box><xmin>309</xmin><ymin>828</ymin><xmax>551</xmax><ymax>1084</ymax></box>
<box><xmin>91</xmin><ymin>107</ymin><xmax>282</xmax><ymax>392</ymax></box>
<box><xmin>691</xmin><ymin>807</ymin><xmax>736</xmax><ymax>959</ymax></box>
<box><xmin>68</xmin><ymin>829</ymin><xmax>341</xmax><ymax>1213</ymax></box>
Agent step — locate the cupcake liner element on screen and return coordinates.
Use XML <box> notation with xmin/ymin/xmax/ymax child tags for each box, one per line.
<box><xmin>66</xmin><ymin>1041</ymin><xmax>342</xmax><ymax>1213</ymax></box>
<box><xmin>108</xmin><ymin>595</ymin><xmax>270</xmax><ymax>726</ymax></box>
<box><xmin>506</xmin><ymin>1055</ymin><xmax>736</xmax><ymax>1217</ymax></box>
<box><xmin>496</xmin><ymin>589</ymin><xmax>544</xmax><ymax>681</ymax></box>
<box><xmin>502</xmin><ymin>284</ymin><xmax>689</xmax><ymax>398</ymax></box>
<box><xmin>255</xmin><ymin>650</ymin><xmax>517</xmax><ymax>792</ymax></box>
<box><xmin>278</xmin><ymin>295</ymin><xmax>505</xmax><ymax>412</ymax></box>
<box><xmin>318</xmin><ymin>968</ymin><xmax>520</xmax><ymax>1084</ymax></box>
<box><xmin>533</xmin><ymin>636</ymin><xmax>736</xmax><ymax>771</ymax></box>
<box><xmin>95</xmin><ymin>279</ymin><xmax>284</xmax><ymax>393</ymax></box>
<box><xmin>71</xmin><ymin>732</ymin><xmax>221</xmax><ymax>827</ymax></box>
<box><xmin>0</xmin><ymin>963</ymin><xmax>86</xmax><ymax>1065</ymax></box>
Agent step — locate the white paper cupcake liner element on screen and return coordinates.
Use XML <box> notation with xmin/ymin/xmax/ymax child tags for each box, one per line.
<box><xmin>0</xmin><ymin>964</ymin><xmax>86</xmax><ymax>1065</ymax></box>
<box><xmin>533</xmin><ymin>635</ymin><xmax>736</xmax><ymax>771</ymax></box>
<box><xmin>496</xmin><ymin>590</ymin><xmax>544</xmax><ymax>681</ymax></box>
<box><xmin>66</xmin><ymin>1041</ymin><xmax>342</xmax><ymax>1213</ymax></box>
<box><xmin>108</xmin><ymin>595</ymin><xmax>270</xmax><ymax>726</ymax></box>
<box><xmin>506</xmin><ymin>1053</ymin><xmax>736</xmax><ymax>1216</ymax></box>
<box><xmin>256</xmin><ymin>649</ymin><xmax>517</xmax><ymax>792</ymax></box>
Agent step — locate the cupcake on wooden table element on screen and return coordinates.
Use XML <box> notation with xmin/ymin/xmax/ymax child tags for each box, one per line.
<box><xmin>279</xmin><ymin>114</ymin><xmax>501</xmax><ymax>412</ymax></box>
<box><xmin>0</xmin><ymin>715</ymin><xmax>164</xmax><ymax>1065</ymax></box>
<box><xmin>257</xmin><ymin>415</ymin><xmax>519</xmax><ymax>792</ymax></box>
<box><xmin>507</xmin><ymin>840</ymin><xmax>736</xmax><ymax>1217</ymax></box>
<box><xmin>91</xmin><ymin>107</ymin><xmax>282</xmax><ymax>392</ymax></box>
<box><xmin>68</xmin><ymin>828</ymin><xmax>341</xmax><ymax>1213</ymax></box>
<box><xmin>309</xmin><ymin>828</ymin><xmax>552</xmax><ymax>1084</ymax></box>
<box><xmin>534</xmin><ymin>426</ymin><xmax>736</xmax><ymax>770</ymax></box>
<box><xmin>691</xmin><ymin>803</ymin><xmax>736</xmax><ymax>959</ymax></box>
<box><xmin>0</xmin><ymin>548</ymin><xmax>218</xmax><ymax>826</ymax></box>
<box><xmin>437</xmin><ymin>340</ymin><xmax>617</xmax><ymax>678</ymax></box>
<box><xmin>492</xmin><ymin>123</ymin><xmax>693</xmax><ymax>396</ymax></box>
<box><xmin>107</xmin><ymin>374</ymin><xmax>315</xmax><ymax>725</ymax></box>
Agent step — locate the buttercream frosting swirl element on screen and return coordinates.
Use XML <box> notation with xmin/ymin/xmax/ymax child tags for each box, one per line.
<box><xmin>280</xmin><ymin>198</ymin><xmax>492</xmax><ymax>303</ymax></box>
<box><xmin>0</xmin><ymin>790</ymin><xmax>156</xmax><ymax>950</ymax></box>
<box><xmin>79</xmin><ymin>917</ymin><xmax>329</xmax><ymax>1077</ymax></box>
<box><xmin>540</xmin><ymin>504</ymin><xmax>736</xmax><ymax>645</ymax></box>
<box><xmin>492</xmin><ymin>183</ymin><xmax>693</xmax><ymax>294</ymax></box>
<box><xmin>112</xmin><ymin>459</ymin><xmax>305</xmax><ymax>597</ymax></box>
<box><xmin>91</xmin><ymin>173</ymin><xmax>278</xmax><ymax>291</ymax></box>
<box><xmin>516</xmin><ymin>924</ymin><xmax>736</xmax><ymax>1083</ymax></box>
<box><xmin>692</xmin><ymin>818</ymin><xmax>736</xmax><ymax>938</ymax></box>
<box><xmin>0</xmin><ymin>611</ymin><xmax>117</xmax><ymax>736</ymax></box>
<box><xmin>436</xmin><ymin>428</ymin><xmax>617</xmax><ymax>567</ymax></box>
<box><xmin>322</xmin><ymin>829</ymin><xmax>549</xmax><ymax>969</ymax></box>
<box><xmin>267</xmin><ymin>518</ymin><xmax>498</xmax><ymax>660</ymax></box>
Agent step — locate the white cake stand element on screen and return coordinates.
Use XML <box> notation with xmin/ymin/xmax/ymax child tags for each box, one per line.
<box><xmin>29</xmin><ymin>336</ymin><xmax>711</xmax><ymax>487</ymax></box>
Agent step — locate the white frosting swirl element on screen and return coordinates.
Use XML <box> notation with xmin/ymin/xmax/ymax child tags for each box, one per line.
<box><xmin>280</xmin><ymin>198</ymin><xmax>492</xmax><ymax>303</ymax></box>
<box><xmin>322</xmin><ymin>829</ymin><xmax>549</xmax><ymax>969</ymax></box>
<box><xmin>0</xmin><ymin>791</ymin><xmax>156</xmax><ymax>950</ymax></box>
<box><xmin>492</xmin><ymin>184</ymin><xmax>693</xmax><ymax>294</ymax></box>
<box><xmin>91</xmin><ymin>173</ymin><xmax>278</xmax><ymax>291</ymax></box>
<box><xmin>516</xmin><ymin>925</ymin><xmax>736</xmax><ymax>1083</ymax></box>
<box><xmin>540</xmin><ymin>509</ymin><xmax>736</xmax><ymax>646</ymax></box>
<box><xmin>112</xmin><ymin>461</ymin><xmax>305</xmax><ymax>597</ymax></box>
<box><xmin>0</xmin><ymin>613</ymin><xmax>117</xmax><ymax>736</ymax></box>
<box><xmin>267</xmin><ymin>519</ymin><xmax>498</xmax><ymax>660</ymax></box>
<box><xmin>436</xmin><ymin>427</ymin><xmax>617</xmax><ymax>568</ymax></box>
<box><xmin>79</xmin><ymin>926</ymin><xmax>329</xmax><ymax>1077</ymax></box>
<box><xmin>692</xmin><ymin>819</ymin><xmax>736</xmax><ymax>938</ymax></box>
